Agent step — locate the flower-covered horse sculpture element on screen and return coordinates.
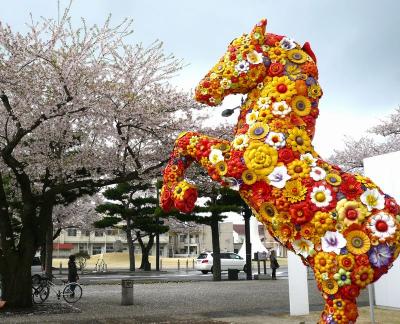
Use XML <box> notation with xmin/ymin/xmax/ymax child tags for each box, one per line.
<box><xmin>160</xmin><ymin>19</ymin><xmax>400</xmax><ymax>324</ymax></box>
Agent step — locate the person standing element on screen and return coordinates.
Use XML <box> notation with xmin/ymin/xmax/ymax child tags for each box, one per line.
<box><xmin>270</xmin><ymin>250</ymin><xmax>279</xmax><ymax>280</ymax></box>
<box><xmin>68</xmin><ymin>255</ymin><xmax>79</xmax><ymax>295</ymax></box>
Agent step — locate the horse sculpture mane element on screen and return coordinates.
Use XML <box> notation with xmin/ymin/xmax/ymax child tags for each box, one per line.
<box><xmin>160</xmin><ymin>19</ymin><xmax>400</xmax><ymax>324</ymax></box>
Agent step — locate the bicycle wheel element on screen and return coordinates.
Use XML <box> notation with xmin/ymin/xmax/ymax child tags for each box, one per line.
<box><xmin>32</xmin><ymin>285</ymin><xmax>49</xmax><ymax>304</ymax></box>
<box><xmin>62</xmin><ymin>283</ymin><xmax>82</xmax><ymax>303</ymax></box>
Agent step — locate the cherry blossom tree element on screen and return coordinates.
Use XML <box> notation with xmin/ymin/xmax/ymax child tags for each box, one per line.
<box><xmin>0</xmin><ymin>7</ymin><xmax>199</xmax><ymax>307</ymax></box>
<box><xmin>329</xmin><ymin>107</ymin><xmax>400</xmax><ymax>173</ymax></box>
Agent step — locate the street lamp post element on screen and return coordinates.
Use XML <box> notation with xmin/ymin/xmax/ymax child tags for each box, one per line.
<box><xmin>243</xmin><ymin>205</ymin><xmax>252</xmax><ymax>280</ymax></box>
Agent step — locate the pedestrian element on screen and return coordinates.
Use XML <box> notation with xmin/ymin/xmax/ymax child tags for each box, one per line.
<box><xmin>270</xmin><ymin>250</ymin><xmax>279</xmax><ymax>280</ymax></box>
<box><xmin>68</xmin><ymin>254</ymin><xmax>79</xmax><ymax>296</ymax></box>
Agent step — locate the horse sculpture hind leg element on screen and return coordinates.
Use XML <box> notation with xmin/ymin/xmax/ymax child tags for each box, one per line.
<box><xmin>161</xmin><ymin>19</ymin><xmax>400</xmax><ymax>324</ymax></box>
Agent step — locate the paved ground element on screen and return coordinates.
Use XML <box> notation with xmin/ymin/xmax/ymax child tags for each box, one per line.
<box><xmin>1</xmin><ymin>278</ymin><xmax>387</xmax><ymax>324</ymax></box>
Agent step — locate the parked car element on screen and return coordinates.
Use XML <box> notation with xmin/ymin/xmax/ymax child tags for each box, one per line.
<box><xmin>195</xmin><ymin>252</ymin><xmax>247</xmax><ymax>274</ymax></box>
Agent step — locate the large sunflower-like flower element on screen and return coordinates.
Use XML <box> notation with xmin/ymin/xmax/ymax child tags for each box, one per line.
<box><xmin>243</xmin><ymin>142</ymin><xmax>278</xmax><ymax>176</ymax></box>
<box><xmin>283</xmin><ymin>179</ymin><xmax>307</xmax><ymax>203</ymax></box>
<box><xmin>291</xmin><ymin>95</ymin><xmax>311</xmax><ymax>116</ymax></box>
<box><xmin>345</xmin><ymin>230</ymin><xmax>371</xmax><ymax>255</ymax></box>
<box><xmin>263</xmin><ymin>76</ymin><xmax>297</xmax><ymax>101</ymax></box>
<box><xmin>322</xmin><ymin>278</ymin><xmax>339</xmax><ymax>295</ymax></box>
<box><xmin>259</xmin><ymin>202</ymin><xmax>278</xmax><ymax>224</ymax></box>
<box><xmin>287</xmin><ymin>49</ymin><xmax>308</xmax><ymax>64</ymax></box>
<box><xmin>308</xmin><ymin>83</ymin><xmax>322</xmax><ymax>99</ymax></box>
<box><xmin>287</xmin><ymin>159</ymin><xmax>311</xmax><ymax>179</ymax></box>
<box><xmin>287</xmin><ymin>128</ymin><xmax>312</xmax><ymax>153</ymax></box>
<box><xmin>337</xmin><ymin>199</ymin><xmax>369</xmax><ymax>228</ymax></box>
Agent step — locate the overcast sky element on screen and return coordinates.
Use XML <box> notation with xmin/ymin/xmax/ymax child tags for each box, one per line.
<box><xmin>1</xmin><ymin>0</ymin><xmax>399</xmax><ymax>157</ymax></box>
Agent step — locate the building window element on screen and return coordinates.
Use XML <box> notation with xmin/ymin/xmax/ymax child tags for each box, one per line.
<box><xmin>106</xmin><ymin>243</ymin><xmax>114</xmax><ymax>253</ymax></box>
<box><xmin>95</xmin><ymin>230</ymin><xmax>104</xmax><ymax>237</ymax></box>
<box><xmin>106</xmin><ymin>229</ymin><xmax>116</xmax><ymax>236</ymax></box>
<box><xmin>79</xmin><ymin>245</ymin><xmax>88</xmax><ymax>252</ymax></box>
<box><xmin>180</xmin><ymin>235</ymin><xmax>186</xmax><ymax>243</ymax></box>
<box><xmin>83</xmin><ymin>230</ymin><xmax>91</xmax><ymax>236</ymax></box>
<box><xmin>67</xmin><ymin>228</ymin><xmax>77</xmax><ymax>237</ymax></box>
<box><xmin>92</xmin><ymin>244</ymin><xmax>102</xmax><ymax>255</ymax></box>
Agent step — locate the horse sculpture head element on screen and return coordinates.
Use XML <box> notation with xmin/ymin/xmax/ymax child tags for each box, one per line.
<box><xmin>195</xmin><ymin>18</ymin><xmax>322</xmax><ymax>140</ymax></box>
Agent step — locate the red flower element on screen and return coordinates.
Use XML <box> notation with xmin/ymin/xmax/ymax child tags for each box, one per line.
<box><xmin>278</xmin><ymin>148</ymin><xmax>298</xmax><ymax>164</ymax></box>
<box><xmin>340</xmin><ymin>174</ymin><xmax>363</xmax><ymax>200</ymax></box>
<box><xmin>385</xmin><ymin>197</ymin><xmax>399</xmax><ymax>215</ymax></box>
<box><xmin>174</xmin><ymin>187</ymin><xmax>198</xmax><ymax>213</ymax></box>
<box><xmin>266</xmin><ymin>33</ymin><xmax>284</xmax><ymax>46</ymax></box>
<box><xmin>268</xmin><ymin>62</ymin><xmax>284</xmax><ymax>77</ymax></box>
<box><xmin>289</xmin><ymin>201</ymin><xmax>314</xmax><ymax>225</ymax></box>
<box><xmin>373</xmin><ymin>265</ymin><xmax>388</xmax><ymax>281</ymax></box>
<box><xmin>340</xmin><ymin>285</ymin><xmax>360</xmax><ymax>300</ymax></box>
<box><xmin>355</xmin><ymin>254</ymin><xmax>370</xmax><ymax>267</ymax></box>
<box><xmin>252</xmin><ymin>181</ymin><xmax>273</xmax><ymax>201</ymax></box>
<box><xmin>160</xmin><ymin>187</ymin><xmax>174</xmax><ymax>212</ymax></box>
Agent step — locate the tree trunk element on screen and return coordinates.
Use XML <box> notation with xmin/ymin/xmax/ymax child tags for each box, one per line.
<box><xmin>1</xmin><ymin>249</ymin><xmax>34</xmax><ymax>308</ymax></box>
<box><xmin>125</xmin><ymin>219</ymin><xmax>135</xmax><ymax>272</ymax></box>
<box><xmin>137</xmin><ymin>233</ymin><xmax>154</xmax><ymax>271</ymax></box>
<box><xmin>210</xmin><ymin>217</ymin><xmax>221</xmax><ymax>281</ymax></box>
<box><xmin>45</xmin><ymin>222</ymin><xmax>54</xmax><ymax>277</ymax></box>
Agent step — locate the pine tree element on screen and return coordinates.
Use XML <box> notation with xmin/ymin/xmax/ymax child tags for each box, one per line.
<box><xmin>95</xmin><ymin>182</ymin><xmax>168</xmax><ymax>271</ymax></box>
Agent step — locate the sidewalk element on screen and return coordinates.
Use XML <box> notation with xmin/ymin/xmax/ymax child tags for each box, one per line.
<box><xmin>1</xmin><ymin>279</ymin><xmax>399</xmax><ymax>324</ymax></box>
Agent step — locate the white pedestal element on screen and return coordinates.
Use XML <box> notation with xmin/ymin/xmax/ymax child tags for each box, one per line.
<box><xmin>287</xmin><ymin>251</ymin><xmax>309</xmax><ymax>316</ymax></box>
<box><xmin>364</xmin><ymin>151</ymin><xmax>400</xmax><ymax>308</ymax></box>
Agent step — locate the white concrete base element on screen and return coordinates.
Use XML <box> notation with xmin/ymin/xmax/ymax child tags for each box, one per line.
<box><xmin>287</xmin><ymin>251</ymin><xmax>309</xmax><ymax>316</ymax></box>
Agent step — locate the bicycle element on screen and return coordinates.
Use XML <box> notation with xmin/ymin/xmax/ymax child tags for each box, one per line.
<box><xmin>32</xmin><ymin>274</ymin><xmax>82</xmax><ymax>304</ymax></box>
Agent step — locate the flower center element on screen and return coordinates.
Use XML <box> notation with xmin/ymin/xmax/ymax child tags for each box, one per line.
<box><xmin>375</xmin><ymin>220</ymin><xmax>388</xmax><ymax>232</ymax></box>
<box><xmin>295</xmin><ymin>136</ymin><xmax>304</xmax><ymax>145</ymax></box>
<box><xmin>277</xmin><ymin>84</ymin><xmax>287</xmax><ymax>93</ymax></box>
<box><xmin>366</xmin><ymin>195</ymin><xmax>378</xmax><ymax>207</ymax></box>
<box><xmin>352</xmin><ymin>237</ymin><xmax>363</xmax><ymax>248</ymax></box>
<box><xmin>360</xmin><ymin>273</ymin><xmax>369</xmax><ymax>281</ymax></box>
<box><xmin>294</xmin><ymin>166</ymin><xmax>303</xmax><ymax>173</ymax></box>
<box><xmin>315</xmin><ymin>192</ymin><xmax>326</xmax><ymax>202</ymax></box>
<box><xmin>346</xmin><ymin>208</ymin><xmax>358</xmax><ymax>220</ymax></box>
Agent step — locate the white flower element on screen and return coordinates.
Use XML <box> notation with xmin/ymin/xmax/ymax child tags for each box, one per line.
<box><xmin>209</xmin><ymin>148</ymin><xmax>224</xmax><ymax>165</ymax></box>
<box><xmin>292</xmin><ymin>238</ymin><xmax>314</xmax><ymax>258</ymax></box>
<box><xmin>235</xmin><ymin>60</ymin><xmax>250</xmax><ymax>73</ymax></box>
<box><xmin>310</xmin><ymin>185</ymin><xmax>333</xmax><ymax>207</ymax></box>
<box><xmin>271</xmin><ymin>101</ymin><xmax>291</xmax><ymax>117</ymax></box>
<box><xmin>321</xmin><ymin>231</ymin><xmax>347</xmax><ymax>254</ymax></box>
<box><xmin>310</xmin><ymin>166</ymin><xmax>326</xmax><ymax>181</ymax></box>
<box><xmin>257</xmin><ymin>96</ymin><xmax>271</xmax><ymax>109</ymax></box>
<box><xmin>246</xmin><ymin>50</ymin><xmax>263</xmax><ymax>65</ymax></box>
<box><xmin>265</xmin><ymin>132</ymin><xmax>286</xmax><ymax>149</ymax></box>
<box><xmin>245</xmin><ymin>111</ymin><xmax>259</xmax><ymax>125</ymax></box>
<box><xmin>220</xmin><ymin>78</ymin><xmax>232</xmax><ymax>90</ymax></box>
<box><xmin>280</xmin><ymin>37</ymin><xmax>296</xmax><ymax>50</ymax></box>
<box><xmin>300</xmin><ymin>153</ymin><xmax>317</xmax><ymax>166</ymax></box>
<box><xmin>367</xmin><ymin>212</ymin><xmax>396</xmax><ymax>240</ymax></box>
<box><xmin>268</xmin><ymin>165</ymin><xmax>291</xmax><ymax>189</ymax></box>
<box><xmin>232</xmin><ymin>134</ymin><xmax>249</xmax><ymax>150</ymax></box>
<box><xmin>360</xmin><ymin>189</ymin><xmax>385</xmax><ymax>211</ymax></box>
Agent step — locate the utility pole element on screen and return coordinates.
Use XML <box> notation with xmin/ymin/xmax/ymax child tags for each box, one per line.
<box><xmin>243</xmin><ymin>205</ymin><xmax>252</xmax><ymax>280</ymax></box>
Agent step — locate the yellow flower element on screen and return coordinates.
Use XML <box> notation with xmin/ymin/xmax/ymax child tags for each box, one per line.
<box><xmin>189</xmin><ymin>136</ymin><xmax>199</xmax><ymax>147</ymax></box>
<box><xmin>173</xmin><ymin>181</ymin><xmax>192</xmax><ymax>200</ymax></box>
<box><xmin>352</xmin><ymin>265</ymin><xmax>374</xmax><ymax>288</ymax></box>
<box><xmin>259</xmin><ymin>202</ymin><xmax>278</xmax><ymax>223</ymax></box>
<box><xmin>287</xmin><ymin>49</ymin><xmax>308</xmax><ymax>64</ymax></box>
<box><xmin>242</xmin><ymin>170</ymin><xmax>257</xmax><ymax>185</ymax></box>
<box><xmin>220</xmin><ymin>78</ymin><xmax>232</xmax><ymax>90</ymax></box>
<box><xmin>244</xmin><ymin>142</ymin><xmax>278</xmax><ymax>176</ymax></box>
<box><xmin>311</xmin><ymin>212</ymin><xmax>336</xmax><ymax>236</ymax></box>
<box><xmin>322</xmin><ymin>278</ymin><xmax>339</xmax><ymax>295</ymax></box>
<box><xmin>285</xmin><ymin>63</ymin><xmax>302</xmax><ymax>80</ymax></box>
<box><xmin>263</xmin><ymin>76</ymin><xmax>297</xmax><ymax>101</ymax></box>
<box><xmin>336</xmin><ymin>199</ymin><xmax>369</xmax><ymax>228</ymax></box>
<box><xmin>287</xmin><ymin>128</ymin><xmax>312</xmax><ymax>153</ymax></box>
<box><xmin>345</xmin><ymin>230</ymin><xmax>371</xmax><ymax>255</ymax></box>
<box><xmin>314</xmin><ymin>252</ymin><xmax>337</xmax><ymax>274</ymax></box>
<box><xmin>257</xmin><ymin>108</ymin><xmax>273</xmax><ymax>123</ymax></box>
<box><xmin>287</xmin><ymin>159</ymin><xmax>311</xmax><ymax>179</ymax></box>
<box><xmin>276</xmin><ymin>221</ymin><xmax>296</xmax><ymax>243</ymax></box>
<box><xmin>283</xmin><ymin>179</ymin><xmax>307</xmax><ymax>203</ymax></box>
<box><xmin>300</xmin><ymin>223</ymin><xmax>315</xmax><ymax>240</ymax></box>
<box><xmin>215</xmin><ymin>161</ymin><xmax>227</xmax><ymax>176</ymax></box>
<box><xmin>308</xmin><ymin>83</ymin><xmax>322</xmax><ymax>99</ymax></box>
<box><xmin>355</xmin><ymin>174</ymin><xmax>377</xmax><ymax>189</ymax></box>
<box><xmin>326</xmin><ymin>173</ymin><xmax>342</xmax><ymax>186</ymax></box>
<box><xmin>337</xmin><ymin>254</ymin><xmax>355</xmax><ymax>271</ymax></box>
<box><xmin>268</xmin><ymin>46</ymin><xmax>287</xmax><ymax>62</ymax></box>
<box><xmin>248</xmin><ymin>122</ymin><xmax>269</xmax><ymax>140</ymax></box>
<box><xmin>291</xmin><ymin>96</ymin><xmax>311</xmax><ymax>116</ymax></box>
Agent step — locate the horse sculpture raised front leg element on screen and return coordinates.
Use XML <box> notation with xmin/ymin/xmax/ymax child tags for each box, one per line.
<box><xmin>161</xmin><ymin>19</ymin><xmax>400</xmax><ymax>324</ymax></box>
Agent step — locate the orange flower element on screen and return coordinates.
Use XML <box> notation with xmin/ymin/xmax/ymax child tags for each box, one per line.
<box><xmin>352</xmin><ymin>265</ymin><xmax>374</xmax><ymax>288</ymax></box>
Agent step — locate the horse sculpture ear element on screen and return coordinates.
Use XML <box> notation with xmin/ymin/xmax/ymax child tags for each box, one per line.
<box><xmin>302</xmin><ymin>42</ymin><xmax>317</xmax><ymax>63</ymax></box>
<box><xmin>250</xmin><ymin>18</ymin><xmax>267</xmax><ymax>44</ymax></box>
